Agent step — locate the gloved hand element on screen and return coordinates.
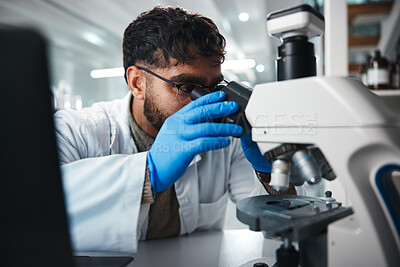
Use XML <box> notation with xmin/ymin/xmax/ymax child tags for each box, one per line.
<box><xmin>240</xmin><ymin>131</ymin><xmax>272</xmax><ymax>173</ymax></box>
<box><xmin>147</xmin><ymin>91</ymin><xmax>243</xmax><ymax>193</ymax></box>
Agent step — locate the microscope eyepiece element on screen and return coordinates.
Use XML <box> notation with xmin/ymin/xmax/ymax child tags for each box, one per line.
<box><xmin>190</xmin><ymin>81</ymin><xmax>252</xmax><ymax>137</ymax></box>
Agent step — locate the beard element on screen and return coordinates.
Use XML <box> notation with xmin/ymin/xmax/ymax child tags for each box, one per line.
<box><xmin>143</xmin><ymin>90</ymin><xmax>170</xmax><ymax>132</ymax></box>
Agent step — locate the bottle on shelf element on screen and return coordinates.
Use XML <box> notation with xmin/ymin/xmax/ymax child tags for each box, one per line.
<box><xmin>359</xmin><ymin>54</ymin><xmax>370</xmax><ymax>86</ymax></box>
<box><xmin>367</xmin><ymin>50</ymin><xmax>389</xmax><ymax>90</ymax></box>
<box><xmin>389</xmin><ymin>61</ymin><xmax>396</xmax><ymax>89</ymax></box>
<box><xmin>390</xmin><ymin>55</ymin><xmax>400</xmax><ymax>89</ymax></box>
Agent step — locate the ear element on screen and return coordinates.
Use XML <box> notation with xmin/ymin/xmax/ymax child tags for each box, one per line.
<box><xmin>126</xmin><ymin>66</ymin><xmax>145</xmax><ymax>100</ymax></box>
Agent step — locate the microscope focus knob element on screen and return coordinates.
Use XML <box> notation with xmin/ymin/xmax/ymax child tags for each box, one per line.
<box><xmin>325</xmin><ymin>191</ymin><xmax>332</xmax><ymax>198</ymax></box>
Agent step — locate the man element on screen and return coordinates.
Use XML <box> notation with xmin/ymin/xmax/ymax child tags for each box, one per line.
<box><xmin>55</xmin><ymin>6</ymin><xmax>294</xmax><ymax>253</ymax></box>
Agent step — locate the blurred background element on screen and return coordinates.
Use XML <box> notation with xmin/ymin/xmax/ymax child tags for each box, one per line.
<box><xmin>0</xmin><ymin>0</ymin><xmax>398</xmax><ymax>110</ymax></box>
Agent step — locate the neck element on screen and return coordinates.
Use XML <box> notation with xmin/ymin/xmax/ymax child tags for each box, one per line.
<box><xmin>131</xmin><ymin>98</ymin><xmax>158</xmax><ymax>139</ymax></box>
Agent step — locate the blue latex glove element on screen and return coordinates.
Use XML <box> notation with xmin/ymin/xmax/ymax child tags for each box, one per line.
<box><xmin>240</xmin><ymin>131</ymin><xmax>272</xmax><ymax>173</ymax></box>
<box><xmin>147</xmin><ymin>91</ymin><xmax>243</xmax><ymax>193</ymax></box>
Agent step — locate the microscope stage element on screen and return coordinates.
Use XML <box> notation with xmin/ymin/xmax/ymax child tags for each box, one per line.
<box><xmin>236</xmin><ymin>195</ymin><xmax>353</xmax><ymax>242</ymax></box>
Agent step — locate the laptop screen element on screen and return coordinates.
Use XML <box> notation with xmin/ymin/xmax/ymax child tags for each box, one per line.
<box><xmin>0</xmin><ymin>28</ymin><xmax>74</xmax><ymax>266</ymax></box>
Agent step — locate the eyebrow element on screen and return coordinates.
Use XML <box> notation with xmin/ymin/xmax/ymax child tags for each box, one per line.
<box><xmin>169</xmin><ymin>73</ymin><xmax>225</xmax><ymax>86</ymax></box>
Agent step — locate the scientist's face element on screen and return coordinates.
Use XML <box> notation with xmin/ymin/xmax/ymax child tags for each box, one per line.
<box><xmin>142</xmin><ymin>56</ymin><xmax>224</xmax><ymax>132</ymax></box>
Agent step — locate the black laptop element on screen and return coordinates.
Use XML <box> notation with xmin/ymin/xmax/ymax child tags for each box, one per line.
<box><xmin>0</xmin><ymin>28</ymin><xmax>133</xmax><ymax>267</ymax></box>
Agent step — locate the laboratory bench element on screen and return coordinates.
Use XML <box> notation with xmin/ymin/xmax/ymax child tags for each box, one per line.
<box><xmin>77</xmin><ymin>229</ymin><xmax>281</xmax><ymax>266</ymax></box>
<box><xmin>132</xmin><ymin>229</ymin><xmax>280</xmax><ymax>267</ymax></box>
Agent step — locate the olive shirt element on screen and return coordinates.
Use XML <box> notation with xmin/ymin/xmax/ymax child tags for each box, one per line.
<box><xmin>127</xmin><ymin>98</ymin><xmax>180</xmax><ymax>240</ymax></box>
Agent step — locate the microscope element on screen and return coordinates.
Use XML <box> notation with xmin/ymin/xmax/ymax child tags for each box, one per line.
<box><xmin>191</xmin><ymin>4</ymin><xmax>400</xmax><ymax>267</ymax></box>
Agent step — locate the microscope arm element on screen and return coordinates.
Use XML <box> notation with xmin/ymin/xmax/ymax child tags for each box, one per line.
<box><xmin>244</xmin><ymin>76</ymin><xmax>400</xmax><ymax>267</ymax></box>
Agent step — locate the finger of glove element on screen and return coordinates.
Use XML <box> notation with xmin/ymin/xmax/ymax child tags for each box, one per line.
<box><xmin>181</xmin><ymin>123</ymin><xmax>243</xmax><ymax>139</ymax></box>
<box><xmin>254</xmin><ymin>161</ymin><xmax>272</xmax><ymax>173</ymax></box>
<box><xmin>241</xmin><ymin>141</ymin><xmax>272</xmax><ymax>173</ymax></box>
<box><xmin>178</xmin><ymin>91</ymin><xmax>225</xmax><ymax>114</ymax></box>
<box><xmin>183</xmin><ymin>101</ymin><xmax>238</xmax><ymax>124</ymax></box>
<box><xmin>188</xmin><ymin>137</ymin><xmax>231</xmax><ymax>156</ymax></box>
<box><xmin>240</xmin><ymin>131</ymin><xmax>253</xmax><ymax>150</ymax></box>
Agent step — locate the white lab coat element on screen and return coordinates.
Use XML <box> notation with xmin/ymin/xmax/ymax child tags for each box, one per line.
<box><xmin>54</xmin><ymin>93</ymin><xmax>264</xmax><ymax>253</ymax></box>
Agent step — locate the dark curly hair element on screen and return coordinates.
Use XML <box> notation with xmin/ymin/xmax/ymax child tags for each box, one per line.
<box><xmin>123</xmin><ymin>6</ymin><xmax>226</xmax><ymax>82</ymax></box>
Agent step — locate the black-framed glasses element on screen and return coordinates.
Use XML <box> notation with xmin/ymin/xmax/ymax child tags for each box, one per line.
<box><xmin>137</xmin><ymin>66</ymin><xmax>225</xmax><ymax>105</ymax></box>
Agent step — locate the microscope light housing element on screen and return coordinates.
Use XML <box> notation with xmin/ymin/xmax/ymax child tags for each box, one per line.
<box><xmin>266</xmin><ymin>4</ymin><xmax>325</xmax><ymax>41</ymax></box>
